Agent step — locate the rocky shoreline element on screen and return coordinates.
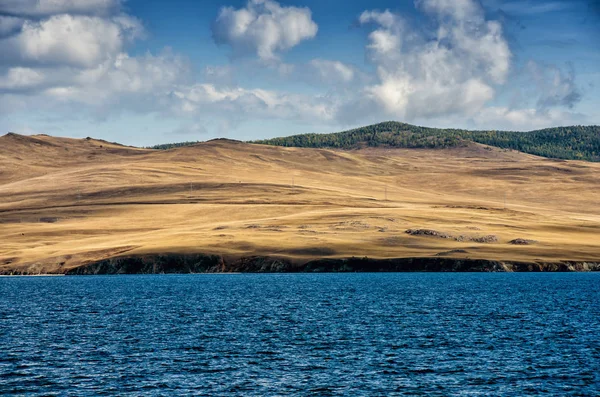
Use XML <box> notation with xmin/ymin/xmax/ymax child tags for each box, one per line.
<box><xmin>2</xmin><ymin>254</ymin><xmax>596</xmax><ymax>275</ymax></box>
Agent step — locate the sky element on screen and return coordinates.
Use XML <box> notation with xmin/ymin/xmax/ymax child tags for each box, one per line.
<box><xmin>0</xmin><ymin>0</ymin><xmax>598</xmax><ymax>146</ymax></box>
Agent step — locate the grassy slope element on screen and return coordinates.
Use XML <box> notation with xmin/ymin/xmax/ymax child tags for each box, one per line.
<box><xmin>1</xmin><ymin>133</ymin><xmax>600</xmax><ymax>273</ymax></box>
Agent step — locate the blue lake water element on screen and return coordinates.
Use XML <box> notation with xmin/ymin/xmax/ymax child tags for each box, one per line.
<box><xmin>1</xmin><ymin>273</ymin><xmax>599</xmax><ymax>396</ymax></box>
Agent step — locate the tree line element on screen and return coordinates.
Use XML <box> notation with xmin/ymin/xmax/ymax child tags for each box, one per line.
<box><xmin>148</xmin><ymin>121</ymin><xmax>600</xmax><ymax>161</ymax></box>
<box><xmin>147</xmin><ymin>141</ymin><xmax>201</xmax><ymax>150</ymax></box>
<box><xmin>253</xmin><ymin>122</ymin><xmax>600</xmax><ymax>161</ymax></box>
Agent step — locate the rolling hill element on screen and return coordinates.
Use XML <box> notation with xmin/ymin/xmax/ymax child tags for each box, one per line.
<box><xmin>1</xmin><ymin>132</ymin><xmax>600</xmax><ymax>274</ymax></box>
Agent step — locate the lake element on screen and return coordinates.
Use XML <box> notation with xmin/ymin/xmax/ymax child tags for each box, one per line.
<box><xmin>1</xmin><ymin>273</ymin><xmax>599</xmax><ymax>395</ymax></box>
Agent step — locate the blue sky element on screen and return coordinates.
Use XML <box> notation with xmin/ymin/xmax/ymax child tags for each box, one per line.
<box><xmin>0</xmin><ymin>0</ymin><xmax>598</xmax><ymax>146</ymax></box>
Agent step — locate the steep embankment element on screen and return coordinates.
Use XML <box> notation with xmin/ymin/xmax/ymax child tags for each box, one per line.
<box><xmin>1</xmin><ymin>133</ymin><xmax>600</xmax><ymax>274</ymax></box>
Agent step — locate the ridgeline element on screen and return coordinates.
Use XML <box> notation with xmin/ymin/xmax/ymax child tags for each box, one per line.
<box><xmin>148</xmin><ymin>122</ymin><xmax>600</xmax><ymax>161</ymax></box>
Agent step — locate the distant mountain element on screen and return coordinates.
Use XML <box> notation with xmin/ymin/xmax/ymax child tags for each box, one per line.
<box><xmin>253</xmin><ymin>122</ymin><xmax>600</xmax><ymax>162</ymax></box>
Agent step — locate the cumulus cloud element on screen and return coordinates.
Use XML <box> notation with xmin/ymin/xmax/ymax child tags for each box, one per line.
<box><xmin>0</xmin><ymin>14</ymin><xmax>143</xmax><ymax>68</ymax></box>
<box><xmin>355</xmin><ymin>0</ymin><xmax>511</xmax><ymax>122</ymax></box>
<box><xmin>0</xmin><ymin>2</ymin><xmax>189</xmax><ymax>119</ymax></box>
<box><xmin>212</xmin><ymin>0</ymin><xmax>318</xmax><ymax>61</ymax></box>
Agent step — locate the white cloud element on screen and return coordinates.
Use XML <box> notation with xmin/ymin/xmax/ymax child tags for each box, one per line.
<box><xmin>349</xmin><ymin>0</ymin><xmax>585</xmax><ymax>129</ymax></box>
<box><xmin>0</xmin><ymin>14</ymin><xmax>143</xmax><ymax>68</ymax></box>
<box><xmin>0</xmin><ymin>0</ymin><xmax>169</xmax><ymax>118</ymax></box>
<box><xmin>0</xmin><ymin>0</ymin><xmax>193</xmax><ymax>123</ymax></box>
<box><xmin>0</xmin><ymin>49</ymin><xmax>192</xmax><ymax>118</ymax></box>
<box><xmin>0</xmin><ymin>47</ymin><xmax>334</xmax><ymax>125</ymax></box>
<box><xmin>0</xmin><ymin>0</ymin><xmax>121</xmax><ymax>18</ymax></box>
<box><xmin>355</xmin><ymin>0</ymin><xmax>511</xmax><ymax>121</ymax></box>
<box><xmin>212</xmin><ymin>0</ymin><xmax>318</xmax><ymax>61</ymax></box>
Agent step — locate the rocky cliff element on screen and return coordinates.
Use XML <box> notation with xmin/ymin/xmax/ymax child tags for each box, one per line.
<box><xmin>54</xmin><ymin>254</ymin><xmax>600</xmax><ymax>275</ymax></box>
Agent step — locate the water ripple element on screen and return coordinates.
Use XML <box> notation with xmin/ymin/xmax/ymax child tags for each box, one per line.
<box><xmin>1</xmin><ymin>273</ymin><xmax>599</xmax><ymax>395</ymax></box>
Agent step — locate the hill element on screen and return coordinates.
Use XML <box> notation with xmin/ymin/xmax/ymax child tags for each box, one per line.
<box><xmin>0</xmin><ymin>133</ymin><xmax>147</xmax><ymax>182</ymax></box>
<box><xmin>0</xmin><ymin>133</ymin><xmax>599</xmax><ymax>274</ymax></box>
<box><xmin>253</xmin><ymin>122</ymin><xmax>600</xmax><ymax>161</ymax></box>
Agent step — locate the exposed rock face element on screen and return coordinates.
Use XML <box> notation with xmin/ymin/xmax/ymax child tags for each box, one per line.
<box><xmin>65</xmin><ymin>254</ymin><xmax>225</xmax><ymax>275</ymax></box>
<box><xmin>60</xmin><ymin>254</ymin><xmax>600</xmax><ymax>275</ymax></box>
<box><xmin>509</xmin><ymin>238</ymin><xmax>538</xmax><ymax>245</ymax></box>
<box><xmin>405</xmin><ymin>229</ymin><xmax>452</xmax><ymax>238</ymax></box>
<box><xmin>406</xmin><ymin>229</ymin><xmax>498</xmax><ymax>244</ymax></box>
<box><xmin>300</xmin><ymin>257</ymin><xmax>507</xmax><ymax>273</ymax></box>
<box><xmin>471</xmin><ymin>235</ymin><xmax>499</xmax><ymax>243</ymax></box>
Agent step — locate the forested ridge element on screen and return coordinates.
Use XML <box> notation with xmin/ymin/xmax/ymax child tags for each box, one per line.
<box><xmin>254</xmin><ymin>122</ymin><xmax>600</xmax><ymax>161</ymax></box>
<box><xmin>148</xmin><ymin>141</ymin><xmax>201</xmax><ymax>150</ymax></box>
<box><xmin>149</xmin><ymin>122</ymin><xmax>600</xmax><ymax>161</ymax></box>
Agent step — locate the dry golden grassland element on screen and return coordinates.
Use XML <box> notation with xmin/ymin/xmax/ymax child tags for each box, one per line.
<box><xmin>1</xmin><ymin>133</ymin><xmax>599</xmax><ymax>273</ymax></box>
